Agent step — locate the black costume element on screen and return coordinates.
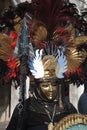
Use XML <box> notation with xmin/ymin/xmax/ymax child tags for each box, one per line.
<box><xmin>78</xmin><ymin>82</ymin><xmax>87</xmax><ymax>114</ymax></box>
<box><xmin>6</xmin><ymin>92</ymin><xmax>77</xmax><ymax>130</ymax></box>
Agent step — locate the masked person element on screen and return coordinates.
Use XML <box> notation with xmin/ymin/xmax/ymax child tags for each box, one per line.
<box><xmin>6</xmin><ymin>48</ymin><xmax>77</xmax><ymax>130</ymax></box>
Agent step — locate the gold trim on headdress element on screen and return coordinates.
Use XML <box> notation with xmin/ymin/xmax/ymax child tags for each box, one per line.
<box><xmin>42</xmin><ymin>55</ymin><xmax>57</xmax><ymax>80</ymax></box>
<box><xmin>66</xmin><ymin>47</ymin><xmax>87</xmax><ymax>72</ymax></box>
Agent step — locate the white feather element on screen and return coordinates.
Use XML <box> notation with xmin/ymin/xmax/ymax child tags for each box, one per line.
<box><xmin>56</xmin><ymin>49</ymin><xmax>67</xmax><ymax>78</ymax></box>
<box><xmin>29</xmin><ymin>49</ymin><xmax>44</xmax><ymax>79</ymax></box>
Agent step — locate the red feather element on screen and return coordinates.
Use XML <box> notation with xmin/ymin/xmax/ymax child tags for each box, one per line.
<box><xmin>5</xmin><ymin>57</ymin><xmax>19</xmax><ymax>81</ymax></box>
<box><xmin>9</xmin><ymin>31</ymin><xmax>18</xmax><ymax>49</ymax></box>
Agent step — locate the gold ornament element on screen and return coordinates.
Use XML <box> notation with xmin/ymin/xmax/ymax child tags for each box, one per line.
<box><xmin>48</xmin><ymin>122</ymin><xmax>54</xmax><ymax>130</ymax></box>
<box><xmin>31</xmin><ymin>21</ymin><xmax>48</xmax><ymax>47</ymax></box>
<box><xmin>66</xmin><ymin>47</ymin><xmax>86</xmax><ymax>72</ymax></box>
<box><xmin>0</xmin><ymin>34</ymin><xmax>14</xmax><ymax>61</ymax></box>
<box><xmin>53</xmin><ymin>114</ymin><xmax>87</xmax><ymax>130</ymax></box>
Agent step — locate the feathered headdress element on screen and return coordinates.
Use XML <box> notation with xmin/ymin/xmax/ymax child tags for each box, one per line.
<box><xmin>0</xmin><ymin>0</ymin><xmax>87</xmax><ymax>85</ymax></box>
<box><xmin>29</xmin><ymin>45</ymin><xmax>67</xmax><ymax>80</ymax></box>
<box><xmin>26</xmin><ymin>0</ymin><xmax>87</xmax><ymax>85</ymax></box>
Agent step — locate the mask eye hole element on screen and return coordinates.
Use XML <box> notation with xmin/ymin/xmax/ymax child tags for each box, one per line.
<box><xmin>41</xmin><ymin>85</ymin><xmax>48</xmax><ymax>88</ymax></box>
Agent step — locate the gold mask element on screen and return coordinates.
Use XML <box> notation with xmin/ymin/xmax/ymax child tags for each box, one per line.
<box><xmin>40</xmin><ymin>80</ymin><xmax>57</xmax><ymax>100</ymax></box>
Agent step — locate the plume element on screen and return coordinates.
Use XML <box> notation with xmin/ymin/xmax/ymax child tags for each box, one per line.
<box><xmin>17</xmin><ymin>17</ymin><xmax>29</xmax><ymax>58</ymax></box>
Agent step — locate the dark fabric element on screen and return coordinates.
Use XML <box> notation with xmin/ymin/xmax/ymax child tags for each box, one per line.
<box><xmin>78</xmin><ymin>82</ymin><xmax>87</xmax><ymax>114</ymax></box>
<box><xmin>27</xmin><ymin>125</ymin><xmax>48</xmax><ymax>130</ymax></box>
<box><xmin>6</xmin><ymin>97</ymin><xmax>77</xmax><ymax>130</ymax></box>
<box><xmin>78</xmin><ymin>93</ymin><xmax>87</xmax><ymax>114</ymax></box>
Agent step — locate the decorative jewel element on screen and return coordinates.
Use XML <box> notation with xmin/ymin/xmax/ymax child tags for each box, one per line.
<box><xmin>48</xmin><ymin>122</ymin><xmax>54</xmax><ymax>130</ymax></box>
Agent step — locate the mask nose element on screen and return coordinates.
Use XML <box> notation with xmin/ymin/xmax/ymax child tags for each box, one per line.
<box><xmin>48</xmin><ymin>84</ymin><xmax>53</xmax><ymax>91</ymax></box>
